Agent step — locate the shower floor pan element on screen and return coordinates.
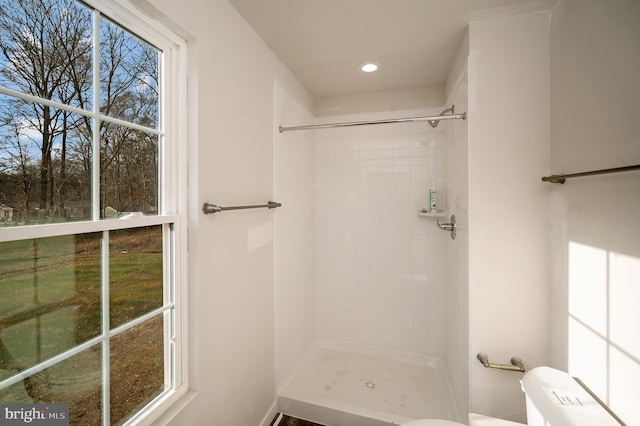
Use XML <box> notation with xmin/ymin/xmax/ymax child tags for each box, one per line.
<box><xmin>277</xmin><ymin>338</ymin><xmax>460</xmax><ymax>426</ymax></box>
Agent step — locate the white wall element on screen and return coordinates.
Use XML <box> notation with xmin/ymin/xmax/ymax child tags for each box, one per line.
<box><xmin>128</xmin><ymin>1</ymin><xmax>640</xmax><ymax>425</ymax></box>
<box><xmin>444</xmin><ymin>36</ymin><xmax>470</xmax><ymax>415</ymax></box>
<box><xmin>144</xmin><ymin>0</ymin><xmax>313</xmax><ymax>425</ymax></box>
<box><xmin>549</xmin><ymin>1</ymin><xmax>640</xmax><ymax>424</ymax></box>
<box><xmin>312</xmin><ymin>107</ymin><xmax>450</xmax><ymax>356</ymax></box>
<box><xmin>467</xmin><ymin>11</ymin><xmax>551</xmax><ymax>422</ymax></box>
<box><xmin>274</xmin><ymin>82</ymin><xmax>316</xmax><ymax>392</ymax></box>
<box><xmin>315</xmin><ymin>87</ymin><xmax>444</xmax><ymax>117</ymax></box>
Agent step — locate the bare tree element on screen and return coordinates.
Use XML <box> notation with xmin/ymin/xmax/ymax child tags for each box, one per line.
<box><xmin>0</xmin><ymin>0</ymin><xmax>92</xmax><ymax>215</ymax></box>
<box><xmin>99</xmin><ymin>19</ymin><xmax>158</xmax><ymax>213</ymax></box>
<box><xmin>0</xmin><ymin>0</ymin><xmax>159</xmax><ymax>221</ymax></box>
<box><xmin>0</xmin><ymin>117</ymin><xmax>38</xmax><ymax>222</ymax></box>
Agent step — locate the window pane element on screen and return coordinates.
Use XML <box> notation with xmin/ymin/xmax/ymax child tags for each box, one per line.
<box><xmin>101</xmin><ymin>123</ymin><xmax>159</xmax><ymax>218</ymax></box>
<box><xmin>0</xmin><ymin>346</ymin><xmax>102</xmax><ymax>425</ymax></box>
<box><xmin>110</xmin><ymin>315</ymin><xmax>165</xmax><ymax>425</ymax></box>
<box><xmin>109</xmin><ymin>226</ymin><xmax>163</xmax><ymax>328</ymax></box>
<box><xmin>0</xmin><ymin>0</ymin><xmax>93</xmax><ymax>110</ymax></box>
<box><xmin>1</xmin><ymin>2</ymin><xmax>176</xmax><ymax>424</ymax></box>
<box><xmin>0</xmin><ymin>234</ymin><xmax>101</xmax><ymax>374</ymax></box>
<box><xmin>0</xmin><ymin>95</ymin><xmax>94</xmax><ymax>226</ymax></box>
<box><xmin>100</xmin><ymin>18</ymin><xmax>159</xmax><ymax>129</ymax></box>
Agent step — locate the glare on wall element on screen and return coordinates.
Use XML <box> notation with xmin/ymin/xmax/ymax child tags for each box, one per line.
<box><xmin>568</xmin><ymin>242</ymin><xmax>640</xmax><ymax>424</ymax></box>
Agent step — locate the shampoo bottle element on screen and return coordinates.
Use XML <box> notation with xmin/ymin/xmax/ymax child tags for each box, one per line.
<box><xmin>429</xmin><ymin>182</ymin><xmax>437</xmax><ymax>213</ymax></box>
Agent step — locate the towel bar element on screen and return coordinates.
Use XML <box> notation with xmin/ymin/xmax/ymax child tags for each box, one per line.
<box><xmin>202</xmin><ymin>201</ymin><xmax>281</xmax><ymax>215</ymax></box>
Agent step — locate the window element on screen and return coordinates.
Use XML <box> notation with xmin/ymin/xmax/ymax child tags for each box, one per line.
<box><xmin>0</xmin><ymin>0</ymin><xmax>188</xmax><ymax>424</ymax></box>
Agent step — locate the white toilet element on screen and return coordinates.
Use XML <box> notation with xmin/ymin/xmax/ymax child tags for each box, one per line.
<box><xmin>400</xmin><ymin>415</ymin><xmax>521</xmax><ymax>426</ymax></box>
<box><xmin>402</xmin><ymin>366</ymin><xmax>623</xmax><ymax>426</ymax></box>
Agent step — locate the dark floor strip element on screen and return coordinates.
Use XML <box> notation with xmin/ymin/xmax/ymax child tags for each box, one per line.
<box><xmin>271</xmin><ymin>413</ymin><xmax>326</xmax><ymax>426</ymax></box>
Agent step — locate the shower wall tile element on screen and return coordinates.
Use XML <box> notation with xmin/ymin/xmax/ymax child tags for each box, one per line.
<box><xmin>314</xmin><ymin>108</ymin><xmax>449</xmax><ymax>356</ymax></box>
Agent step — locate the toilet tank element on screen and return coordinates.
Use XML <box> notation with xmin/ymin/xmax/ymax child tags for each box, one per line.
<box><xmin>522</xmin><ymin>367</ymin><xmax>624</xmax><ymax>426</ymax></box>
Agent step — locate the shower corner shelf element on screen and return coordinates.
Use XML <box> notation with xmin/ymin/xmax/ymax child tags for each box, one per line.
<box><xmin>417</xmin><ymin>209</ymin><xmax>448</xmax><ymax>218</ymax></box>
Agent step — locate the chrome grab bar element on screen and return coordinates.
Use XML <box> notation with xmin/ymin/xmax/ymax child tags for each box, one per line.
<box><xmin>477</xmin><ymin>352</ymin><xmax>525</xmax><ymax>372</ymax></box>
<box><xmin>202</xmin><ymin>201</ymin><xmax>281</xmax><ymax>215</ymax></box>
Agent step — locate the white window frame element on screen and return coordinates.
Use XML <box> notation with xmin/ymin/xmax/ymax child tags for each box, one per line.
<box><xmin>0</xmin><ymin>0</ymin><xmax>189</xmax><ymax>424</ymax></box>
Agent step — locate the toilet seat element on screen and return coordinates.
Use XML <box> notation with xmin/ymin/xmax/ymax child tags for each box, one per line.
<box><xmin>402</xmin><ymin>420</ymin><xmax>465</xmax><ymax>426</ymax></box>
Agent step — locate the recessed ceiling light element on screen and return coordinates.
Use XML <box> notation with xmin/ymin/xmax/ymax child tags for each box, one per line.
<box><xmin>359</xmin><ymin>62</ymin><xmax>379</xmax><ymax>73</ymax></box>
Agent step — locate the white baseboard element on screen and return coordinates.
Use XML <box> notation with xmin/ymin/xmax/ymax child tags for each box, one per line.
<box><xmin>260</xmin><ymin>400</ymin><xmax>279</xmax><ymax>426</ymax></box>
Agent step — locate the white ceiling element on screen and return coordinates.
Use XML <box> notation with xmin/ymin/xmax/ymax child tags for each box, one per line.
<box><xmin>228</xmin><ymin>0</ymin><xmax>553</xmax><ymax>98</ymax></box>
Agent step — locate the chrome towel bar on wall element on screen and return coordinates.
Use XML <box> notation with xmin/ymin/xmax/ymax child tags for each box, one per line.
<box><xmin>541</xmin><ymin>164</ymin><xmax>640</xmax><ymax>184</ymax></box>
<box><xmin>202</xmin><ymin>201</ymin><xmax>282</xmax><ymax>215</ymax></box>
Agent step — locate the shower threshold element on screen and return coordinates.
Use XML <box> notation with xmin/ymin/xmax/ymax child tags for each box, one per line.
<box><xmin>277</xmin><ymin>338</ymin><xmax>460</xmax><ymax>426</ymax></box>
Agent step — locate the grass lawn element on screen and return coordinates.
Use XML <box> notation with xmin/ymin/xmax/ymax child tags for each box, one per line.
<box><xmin>0</xmin><ymin>227</ymin><xmax>166</xmax><ymax>423</ymax></box>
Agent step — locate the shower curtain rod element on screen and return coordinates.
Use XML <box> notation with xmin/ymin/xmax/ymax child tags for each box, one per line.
<box><xmin>278</xmin><ymin>111</ymin><xmax>466</xmax><ymax>133</ymax></box>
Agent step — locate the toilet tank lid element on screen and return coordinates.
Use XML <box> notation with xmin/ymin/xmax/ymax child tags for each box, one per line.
<box><xmin>522</xmin><ymin>367</ymin><xmax>623</xmax><ymax>426</ymax></box>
